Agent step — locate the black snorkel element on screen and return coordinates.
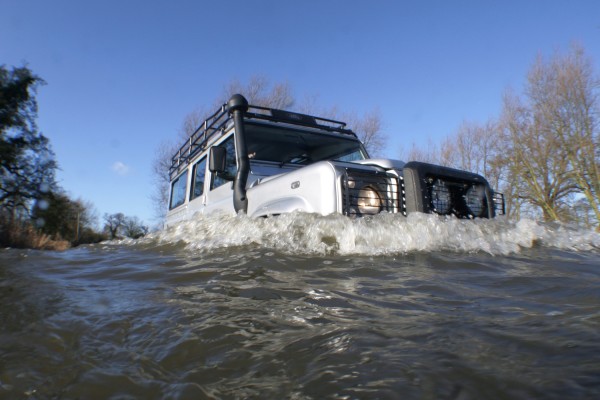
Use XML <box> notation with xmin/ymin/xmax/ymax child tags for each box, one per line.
<box><xmin>227</xmin><ymin>94</ymin><xmax>250</xmax><ymax>214</ymax></box>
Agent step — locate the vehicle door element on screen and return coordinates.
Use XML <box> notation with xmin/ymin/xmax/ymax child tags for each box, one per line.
<box><xmin>204</xmin><ymin>134</ymin><xmax>237</xmax><ymax>214</ymax></box>
<box><xmin>187</xmin><ymin>156</ymin><xmax>208</xmax><ymax>216</ymax></box>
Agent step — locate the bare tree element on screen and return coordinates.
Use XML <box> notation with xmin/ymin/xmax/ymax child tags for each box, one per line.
<box><xmin>393</xmin><ymin>45</ymin><xmax>599</xmax><ymax>228</ymax></box>
<box><xmin>398</xmin><ymin>138</ymin><xmax>445</xmax><ymax>165</ymax></box>
<box><xmin>223</xmin><ymin>77</ymin><xmax>388</xmax><ymax>158</ymax></box>
<box><xmin>150</xmin><ymin>140</ymin><xmax>177</xmax><ymax>221</ymax></box>
<box><xmin>103</xmin><ymin>213</ymin><xmax>126</xmax><ymax>239</ymax></box>
<box><xmin>342</xmin><ymin>109</ymin><xmax>387</xmax><ymax>157</ymax></box>
<box><xmin>451</xmin><ymin>120</ymin><xmax>505</xmax><ymax>190</ymax></box>
<box><xmin>150</xmin><ymin>76</ymin><xmax>297</xmax><ymax>220</ymax></box>
<box><xmin>122</xmin><ymin>216</ymin><xmax>148</xmax><ymax>239</ymax></box>
<box><xmin>302</xmin><ymin>98</ymin><xmax>387</xmax><ymax>157</ymax></box>
<box><xmin>498</xmin><ymin>45</ymin><xmax>600</xmax><ymax>228</ymax></box>
<box><xmin>150</xmin><ymin>106</ymin><xmax>210</xmax><ymax>222</ymax></box>
<box><xmin>179</xmin><ymin>107</ymin><xmax>208</xmax><ymax>140</ymax></box>
<box><xmin>150</xmin><ymin>76</ymin><xmax>390</xmax><ymax>222</ymax></box>
<box><xmin>500</xmin><ymin>90</ymin><xmax>579</xmax><ymax>222</ymax></box>
<box><xmin>531</xmin><ymin>45</ymin><xmax>600</xmax><ymax>229</ymax></box>
<box><xmin>220</xmin><ymin>75</ymin><xmax>295</xmax><ymax>109</ymax></box>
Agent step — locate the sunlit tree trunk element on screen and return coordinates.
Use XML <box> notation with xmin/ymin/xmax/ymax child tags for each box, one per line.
<box><xmin>525</xmin><ymin>45</ymin><xmax>600</xmax><ymax>229</ymax></box>
<box><xmin>498</xmin><ymin>46</ymin><xmax>600</xmax><ymax>224</ymax></box>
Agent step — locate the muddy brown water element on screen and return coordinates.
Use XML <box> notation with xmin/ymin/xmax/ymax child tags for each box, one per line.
<box><xmin>1</xmin><ymin>213</ymin><xmax>599</xmax><ymax>399</ymax></box>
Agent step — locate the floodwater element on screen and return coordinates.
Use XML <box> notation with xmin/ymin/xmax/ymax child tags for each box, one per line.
<box><xmin>1</xmin><ymin>212</ymin><xmax>599</xmax><ymax>399</ymax></box>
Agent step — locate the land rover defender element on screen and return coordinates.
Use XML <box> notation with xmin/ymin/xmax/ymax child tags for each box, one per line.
<box><xmin>165</xmin><ymin>94</ymin><xmax>505</xmax><ymax>227</ymax></box>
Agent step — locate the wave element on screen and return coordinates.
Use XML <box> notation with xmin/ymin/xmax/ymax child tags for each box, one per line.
<box><xmin>139</xmin><ymin>212</ymin><xmax>600</xmax><ymax>256</ymax></box>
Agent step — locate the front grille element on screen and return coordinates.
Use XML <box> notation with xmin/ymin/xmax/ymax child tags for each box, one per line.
<box><xmin>342</xmin><ymin>169</ymin><xmax>401</xmax><ymax>216</ymax></box>
<box><xmin>399</xmin><ymin>176</ymin><xmax>406</xmax><ymax>216</ymax></box>
<box><xmin>426</xmin><ymin>176</ymin><xmax>489</xmax><ymax>218</ymax></box>
<box><xmin>493</xmin><ymin>192</ymin><xmax>506</xmax><ymax>215</ymax></box>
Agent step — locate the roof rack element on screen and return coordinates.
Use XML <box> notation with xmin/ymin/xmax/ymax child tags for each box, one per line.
<box><xmin>169</xmin><ymin>104</ymin><xmax>229</xmax><ymax>178</ymax></box>
<box><xmin>169</xmin><ymin>97</ymin><xmax>357</xmax><ymax>178</ymax></box>
<box><xmin>244</xmin><ymin>104</ymin><xmax>351</xmax><ymax>133</ymax></box>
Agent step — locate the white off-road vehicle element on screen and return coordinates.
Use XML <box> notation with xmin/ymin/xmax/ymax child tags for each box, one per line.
<box><xmin>165</xmin><ymin>94</ymin><xmax>505</xmax><ymax>227</ymax></box>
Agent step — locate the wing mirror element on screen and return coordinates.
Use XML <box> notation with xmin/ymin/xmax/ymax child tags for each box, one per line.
<box><xmin>209</xmin><ymin>146</ymin><xmax>226</xmax><ymax>173</ymax></box>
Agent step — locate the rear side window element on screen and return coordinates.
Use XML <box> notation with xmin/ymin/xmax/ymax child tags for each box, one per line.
<box><xmin>191</xmin><ymin>158</ymin><xmax>207</xmax><ymax>200</ymax></box>
<box><xmin>169</xmin><ymin>171</ymin><xmax>188</xmax><ymax>209</ymax></box>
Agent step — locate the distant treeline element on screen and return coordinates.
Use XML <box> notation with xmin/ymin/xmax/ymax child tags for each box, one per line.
<box><xmin>0</xmin><ymin>65</ymin><xmax>147</xmax><ymax>250</ymax></box>
<box><xmin>153</xmin><ymin>44</ymin><xmax>599</xmax><ymax>231</ymax></box>
<box><xmin>2</xmin><ymin>43</ymin><xmax>598</xmax><ymax>251</ymax></box>
<box><xmin>399</xmin><ymin>45</ymin><xmax>599</xmax><ymax>230</ymax></box>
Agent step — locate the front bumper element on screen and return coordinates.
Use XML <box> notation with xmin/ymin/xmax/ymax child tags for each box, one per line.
<box><xmin>341</xmin><ymin>161</ymin><xmax>505</xmax><ymax>219</ymax></box>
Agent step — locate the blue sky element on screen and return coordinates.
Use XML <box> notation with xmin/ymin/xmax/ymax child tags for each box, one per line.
<box><xmin>2</xmin><ymin>0</ymin><xmax>599</xmax><ymax>227</ymax></box>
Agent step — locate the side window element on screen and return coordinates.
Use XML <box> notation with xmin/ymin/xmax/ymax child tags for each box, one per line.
<box><xmin>169</xmin><ymin>170</ymin><xmax>188</xmax><ymax>209</ymax></box>
<box><xmin>190</xmin><ymin>157</ymin><xmax>207</xmax><ymax>200</ymax></box>
<box><xmin>211</xmin><ymin>135</ymin><xmax>237</xmax><ymax>189</ymax></box>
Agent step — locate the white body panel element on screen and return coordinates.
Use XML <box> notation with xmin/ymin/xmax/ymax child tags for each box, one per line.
<box><xmin>164</xmin><ymin>97</ymin><xmax>501</xmax><ymax>228</ymax></box>
<box><xmin>247</xmin><ymin>161</ymin><xmax>340</xmax><ymax>217</ymax></box>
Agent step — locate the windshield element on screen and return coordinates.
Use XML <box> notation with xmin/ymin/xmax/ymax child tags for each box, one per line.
<box><xmin>244</xmin><ymin>122</ymin><xmax>367</xmax><ymax>165</ymax></box>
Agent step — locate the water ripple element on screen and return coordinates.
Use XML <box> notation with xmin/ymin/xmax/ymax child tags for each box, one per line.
<box><xmin>0</xmin><ymin>218</ymin><xmax>599</xmax><ymax>399</ymax></box>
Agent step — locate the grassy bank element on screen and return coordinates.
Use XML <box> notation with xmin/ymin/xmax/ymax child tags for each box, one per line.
<box><xmin>0</xmin><ymin>221</ymin><xmax>106</xmax><ymax>251</ymax></box>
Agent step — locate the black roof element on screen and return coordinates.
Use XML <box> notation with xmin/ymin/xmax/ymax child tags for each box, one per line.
<box><xmin>169</xmin><ymin>94</ymin><xmax>357</xmax><ymax>178</ymax></box>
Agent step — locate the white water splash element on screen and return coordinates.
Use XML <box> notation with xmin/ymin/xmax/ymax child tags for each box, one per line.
<box><xmin>149</xmin><ymin>212</ymin><xmax>600</xmax><ymax>256</ymax></box>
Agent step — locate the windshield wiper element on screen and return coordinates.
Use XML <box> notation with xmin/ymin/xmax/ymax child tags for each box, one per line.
<box><xmin>279</xmin><ymin>154</ymin><xmax>311</xmax><ymax>168</ymax></box>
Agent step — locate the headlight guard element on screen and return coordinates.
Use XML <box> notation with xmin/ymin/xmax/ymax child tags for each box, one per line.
<box><xmin>402</xmin><ymin>161</ymin><xmax>497</xmax><ymax>218</ymax></box>
<box><xmin>342</xmin><ymin>169</ymin><xmax>401</xmax><ymax>216</ymax></box>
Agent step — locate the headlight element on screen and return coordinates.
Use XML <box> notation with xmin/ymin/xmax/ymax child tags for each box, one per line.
<box><xmin>465</xmin><ymin>185</ymin><xmax>486</xmax><ymax>217</ymax></box>
<box><xmin>431</xmin><ymin>179</ymin><xmax>451</xmax><ymax>214</ymax></box>
<box><xmin>357</xmin><ymin>186</ymin><xmax>382</xmax><ymax>214</ymax></box>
